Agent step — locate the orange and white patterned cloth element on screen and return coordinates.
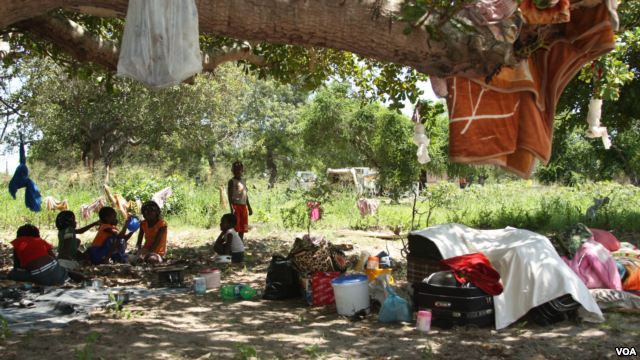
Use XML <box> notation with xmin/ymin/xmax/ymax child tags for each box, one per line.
<box><xmin>446</xmin><ymin>0</ymin><xmax>618</xmax><ymax>177</ymax></box>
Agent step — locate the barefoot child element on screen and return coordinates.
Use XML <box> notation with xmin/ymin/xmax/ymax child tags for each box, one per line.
<box><xmin>87</xmin><ymin>207</ymin><xmax>135</xmax><ymax>264</ymax></box>
<box><xmin>55</xmin><ymin>210</ymin><xmax>99</xmax><ymax>269</ymax></box>
<box><xmin>8</xmin><ymin>224</ymin><xmax>70</xmax><ymax>285</ymax></box>
<box><xmin>213</xmin><ymin>213</ymin><xmax>244</xmax><ymax>263</ymax></box>
<box><xmin>134</xmin><ymin>200</ymin><xmax>168</xmax><ymax>264</ymax></box>
<box><xmin>227</xmin><ymin>161</ymin><xmax>252</xmax><ymax>240</ymax></box>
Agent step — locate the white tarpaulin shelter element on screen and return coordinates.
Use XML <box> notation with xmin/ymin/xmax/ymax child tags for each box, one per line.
<box><xmin>411</xmin><ymin>223</ymin><xmax>604</xmax><ymax>329</ymax></box>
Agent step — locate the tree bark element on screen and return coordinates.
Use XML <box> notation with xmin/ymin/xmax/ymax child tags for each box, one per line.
<box><xmin>15</xmin><ymin>15</ymin><xmax>266</xmax><ymax>73</ymax></box>
<box><xmin>0</xmin><ymin>0</ymin><xmax>521</xmax><ymax>78</ymax></box>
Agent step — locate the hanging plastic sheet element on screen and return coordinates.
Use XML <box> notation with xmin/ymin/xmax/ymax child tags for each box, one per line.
<box><xmin>117</xmin><ymin>0</ymin><xmax>202</xmax><ymax>89</ymax></box>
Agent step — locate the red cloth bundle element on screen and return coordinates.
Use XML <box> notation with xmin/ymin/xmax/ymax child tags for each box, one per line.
<box><xmin>441</xmin><ymin>253</ymin><xmax>504</xmax><ymax>296</ymax></box>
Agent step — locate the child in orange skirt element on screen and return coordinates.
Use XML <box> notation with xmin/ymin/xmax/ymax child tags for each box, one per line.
<box><xmin>227</xmin><ymin>161</ymin><xmax>252</xmax><ymax>239</ymax></box>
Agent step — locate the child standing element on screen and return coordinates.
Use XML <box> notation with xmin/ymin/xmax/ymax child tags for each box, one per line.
<box><xmin>134</xmin><ymin>200</ymin><xmax>168</xmax><ymax>264</ymax></box>
<box><xmin>87</xmin><ymin>207</ymin><xmax>135</xmax><ymax>265</ymax></box>
<box><xmin>213</xmin><ymin>213</ymin><xmax>244</xmax><ymax>263</ymax></box>
<box><xmin>227</xmin><ymin>161</ymin><xmax>252</xmax><ymax>240</ymax></box>
<box><xmin>55</xmin><ymin>210</ymin><xmax>99</xmax><ymax>269</ymax></box>
<box><xmin>8</xmin><ymin>224</ymin><xmax>70</xmax><ymax>286</ymax></box>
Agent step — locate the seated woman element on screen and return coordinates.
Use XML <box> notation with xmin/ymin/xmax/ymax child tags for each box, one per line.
<box><xmin>8</xmin><ymin>224</ymin><xmax>69</xmax><ymax>286</ymax></box>
<box><xmin>134</xmin><ymin>201</ymin><xmax>168</xmax><ymax>264</ymax></box>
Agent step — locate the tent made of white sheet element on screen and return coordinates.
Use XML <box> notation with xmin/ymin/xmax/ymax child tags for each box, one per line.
<box><xmin>410</xmin><ymin>223</ymin><xmax>603</xmax><ymax>329</ymax></box>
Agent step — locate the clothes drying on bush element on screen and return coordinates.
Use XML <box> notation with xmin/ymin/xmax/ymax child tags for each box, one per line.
<box><xmin>43</xmin><ymin>196</ymin><xmax>69</xmax><ymax>211</ymax></box>
<box><xmin>79</xmin><ymin>197</ymin><xmax>106</xmax><ymax>220</ymax></box>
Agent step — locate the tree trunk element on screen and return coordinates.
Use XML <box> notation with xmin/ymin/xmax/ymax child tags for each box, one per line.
<box><xmin>266</xmin><ymin>147</ymin><xmax>277</xmax><ymax>189</ymax></box>
<box><xmin>0</xmin><ymin>0</ymin><xmax>520</xmax><ymax>78</ymax></box>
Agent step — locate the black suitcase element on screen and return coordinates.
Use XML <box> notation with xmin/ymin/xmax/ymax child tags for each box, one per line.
<box><xmin>413</xmin><ymin>271</ymin><xmax>495</xmax><ymax>329</ymax></box>
<box><xmin>407</xmin><ymin>233</ymin><xmax>443</xmax><ymax>260</ymax></box>
<box><xmin>527</xmin><ymin>294</ymin><xmax>580</xmax><ymax>326</ymax></box>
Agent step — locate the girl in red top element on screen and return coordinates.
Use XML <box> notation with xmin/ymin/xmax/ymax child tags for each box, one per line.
<box><xmin>8</xmin><ymin>224</ymin><xmax>69</xmax><ymax>286</ymax></box>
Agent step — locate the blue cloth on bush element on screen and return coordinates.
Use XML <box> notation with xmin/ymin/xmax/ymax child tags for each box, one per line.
<box><xmin>8</xmin><ymin>142</ymin><xmax>42</xmax><ymax>212</ymax></box>
<box><xmin>378</xmin><ymin>287</ymin><xmax>412</xmax><ymax>323</ymax></box>
<box><xmin>87</xmin><ymin>237</ymin><xmax>128</xmax><ymax>264</ymax></box>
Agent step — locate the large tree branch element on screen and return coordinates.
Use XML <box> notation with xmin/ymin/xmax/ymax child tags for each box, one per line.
<box><xmin>0</xmin><ymin>0</ymin><xmax>522</xmax><ymax>78</ymax></box>
<box><xmin>17</xmin><ymin>15</ymin><xmax>119</xmax><ymax>70</ymax></box>
<box><xmin>16</xmin><ymin>15</ymin><xmax>266</xmax><ymax>73</ymax></box>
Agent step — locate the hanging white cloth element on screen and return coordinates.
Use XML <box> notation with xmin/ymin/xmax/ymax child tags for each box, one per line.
<box><xmin>585</xmin><ymin>98</ymin><xmax>612</xmax><ymax>149</ymax></box>
<box><xmin>117</xmin><ymin>0</ymin><xmax>203</xmax><ymax>89</ymax></box>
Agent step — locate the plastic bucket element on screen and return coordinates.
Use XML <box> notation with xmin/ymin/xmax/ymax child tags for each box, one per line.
<box><xmin>200</xmin><ymin>269</ymin><xmax>221</xmax><ymax>289</ymax></box>
<box><xmin>331</xmin><ymin>274</ymin><xmax>370</xmax><ymax>316</ymax></box>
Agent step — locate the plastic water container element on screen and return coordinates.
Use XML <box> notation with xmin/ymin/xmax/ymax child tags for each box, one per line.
<box><xmin>126</xmin><ymin>216</ymin><xmax>140</xmax><ymax>232</ymax></box>
<box><xmin>200</xmin><ymin>269</ymin><xmax>221</xmax><ymax>289</ymax></box>
<box><xmin>193</xmin><ymin>277</ymin><xmax>206</xmax><ymax>296</ymax></box>
<box><xmin>331</xmin><ymin>274</ymin><xmax>370</xmax><ymax>316</ymax></box>
<box><xmin>240</xmin><ymin>286</ymin><xmax>258</xmax><ymax>300</ymax></box>
<box><xmin>366</xmin><ymin>256</ymin><xmax>379</xmax><ymax>270</ymax></box>
<box><xmin>416</xmin><ymin>310</ymin><xmax>432</xmax><ymax>332</ymax></box>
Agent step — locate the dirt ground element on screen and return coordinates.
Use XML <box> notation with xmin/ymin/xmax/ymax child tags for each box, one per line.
<box><xmin>1</xmin><ymin>228</ymin><xmax>639</xmax><ymax>360</ymax></box>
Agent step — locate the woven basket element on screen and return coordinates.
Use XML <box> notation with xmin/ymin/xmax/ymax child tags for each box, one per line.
<box><xmin>407</xmin><ymin>255</ymin><xmax>446</xmax><ymax>284</ymax></box>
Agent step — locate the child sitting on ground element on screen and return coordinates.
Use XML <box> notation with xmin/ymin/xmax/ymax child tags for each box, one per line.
<box><xmin>8</xmin><ymin>224</ymin><xmax>71</xmax><ymax>285</ymax></box>
<box><xmin>87</xmin><ymin>207</ymin><xmax>135</xmax><ymax>265</ymax></box>
<box><xmin>134</xmin><ymin>200</ymin><xmax>168</xmax><ymax>264</ymax></box>
<box><xmin>213</xmin><ymin>213</ymin><xmax>245</xmax><ymax>263</ymax></box>
<box><xmin>55</xmin><ymin>210</ymin><xmax>100</xmax><ymax>269</ymax></box>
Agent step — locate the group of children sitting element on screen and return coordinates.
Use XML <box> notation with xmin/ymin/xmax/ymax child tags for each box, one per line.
<box><xmin>7</xmin><ymin>203</ymin><xmax>246</xmax><ymax>287</ymax></box>
<box><xmin>6</xmin><ymin>161</ymin><xmax>252</xmax><ymax>287</ymax></box>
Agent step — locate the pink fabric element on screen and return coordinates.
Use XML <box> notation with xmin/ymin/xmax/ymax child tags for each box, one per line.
<box><xmin>307</xmin><ymin>202</ymin><xmax>322</xmax><ymax>222</ymax></box>
<box><xmin>356</xmin><ymin>198</ymin><xmax>380</xmax><ymax>217</ymax></box>
<box><xmin>589</xmin><ymin>228</ymin><xmax>620</xmax><ymax>252</ymax></box>
<box><xmin>80</xmin><ymin>197</ymin><xmax>106</xmax><ymax>220</ymax></box>
<box><xmin>564</xmin><ymin>240</ymin><xmax>622</xmax><ymax>290</ymax></box>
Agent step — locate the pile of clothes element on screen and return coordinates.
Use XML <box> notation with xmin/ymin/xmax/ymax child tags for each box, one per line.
<box><xmin>559</xmin><ymin>224</ymin><xmax>640</xmax><ymax>308</ymax></box>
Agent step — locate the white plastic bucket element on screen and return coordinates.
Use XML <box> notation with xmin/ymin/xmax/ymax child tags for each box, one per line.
<box><xmin>331</xmin><ymin>274</ymin><xmax>370</xmax><ymax>316</ymax></box>
<box><xmin>200</xmin><ymin>269</ymin><xmax>221</xmax><ymax>289</ymax></box>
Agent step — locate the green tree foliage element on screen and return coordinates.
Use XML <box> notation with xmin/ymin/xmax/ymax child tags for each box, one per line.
<box><xmin>14</xmin><ymin>59</ymin><xmax>249</xmax><ymax>177</ymax></box>
<box><xmin>300</xmin><ymin>82</ymin><xmax>429</xmax><ymax>197</ymax></box>
<box><xmin>240</xmin><ymin>78</ymin><xmax>308</xmax><ymax>187</ymax></box>
<box><xmin>371</xmin><ymin>110</ymin><xmax>419</xmax><ymax>199</ymax></box>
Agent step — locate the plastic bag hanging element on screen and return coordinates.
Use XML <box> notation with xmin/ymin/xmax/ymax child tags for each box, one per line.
<box><xmin>585</xmin><ymin>98</ymin><xmax>611</xmax><ymax>149</ymax></box>
<box><xmin>8</xmin><ymin>140</ymin><xmax>42</xmax><ymax>212</ymax></box>
<box><xmin>412</xmin><ymin>104</ymin><xmax>431</xmax><ymax>164</ymax></box>
<box><xmin>117</xmin><ymin>0</ymin><xmax>203</xmax><ymax>89</ymax></box>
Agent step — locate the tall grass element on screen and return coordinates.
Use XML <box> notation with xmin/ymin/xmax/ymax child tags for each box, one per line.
<box><xmin>1</xmin><ymin>164</ymin><xmax>639</xmax><ymax>240</ymax></box>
